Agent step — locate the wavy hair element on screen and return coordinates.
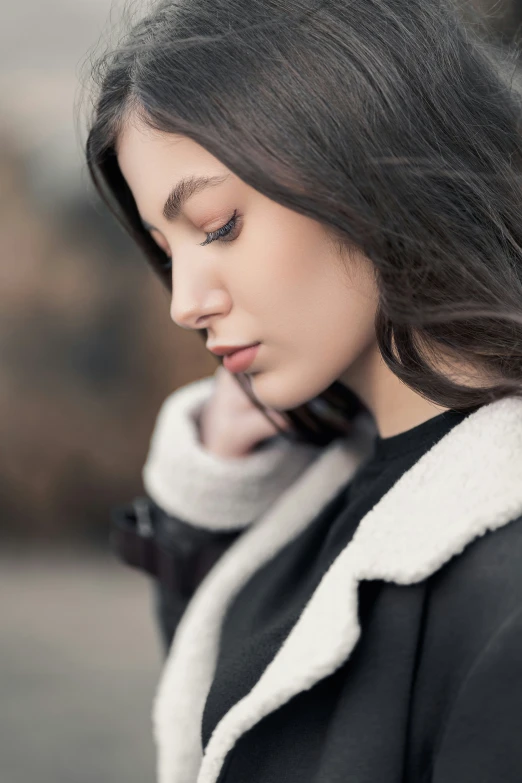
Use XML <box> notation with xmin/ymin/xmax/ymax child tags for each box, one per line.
<box><xmin>84</xmin><ymin>0</ymin><xmax>522</xmax><ymax>445</ymax></box>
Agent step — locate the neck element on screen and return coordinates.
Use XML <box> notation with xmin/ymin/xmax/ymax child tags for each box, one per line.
<box><xmin>340</xmin><ymin>342</ymin><xmax>449</xmax><ymax>439</ymax></box>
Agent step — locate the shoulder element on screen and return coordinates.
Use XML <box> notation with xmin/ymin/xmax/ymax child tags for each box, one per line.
<box><xmin>432</xmin><ymin>512</ymin><xmax>522</xmax><ymax>616</ymax></box>
<box><xmin>424</xmin><ymin>513</ymin><xmax>522</xmax><ymax>663</ymax></box>
<box><xmin>409</xmin><ymin>515</ymin><xmax>522</xmax><ymax>782</ymax></box>
<box><xmin>413</xmin><ymin>512</ymin><xmax>522</xmax><ymax>707</ymax></box>
<box><xmin>427</xmin><ymin>515</ymin><xmax>522</xmax><ymax>782</ymax></box>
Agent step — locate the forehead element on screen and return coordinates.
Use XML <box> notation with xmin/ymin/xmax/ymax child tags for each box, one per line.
<box><xmin>116</xmin><ymin>117</ymin><xmax>229</xmax><ymax>200</ymax></box>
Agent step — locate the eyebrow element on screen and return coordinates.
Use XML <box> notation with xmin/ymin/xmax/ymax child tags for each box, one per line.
<box><xmin>142</xmin><ymin>173</ymin><xmax>231</xmax><ymax>232</ymax></box>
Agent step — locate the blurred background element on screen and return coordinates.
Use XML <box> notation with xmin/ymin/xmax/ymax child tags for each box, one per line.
<box><xmin>0</xmin><ymin>1</ymin><xmax>520</xmax><ymax>781</ymax></box>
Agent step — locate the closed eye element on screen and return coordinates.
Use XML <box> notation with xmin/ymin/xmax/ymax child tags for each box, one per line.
<box><xmin>148</xmin><ymin>210</ymin><xmax>240</xmax><ymax>272</ymax></box>
<box><xmin>199</xmin><ymin>210</ymin><xmax>240</xmax><ymax>246</ymax></box>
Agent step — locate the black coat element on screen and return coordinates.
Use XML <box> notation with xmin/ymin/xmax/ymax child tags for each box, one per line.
<box><xmin>113</xmin><ymin>395</ymin><xmax>522</xmax><ymax>783</ymax></box>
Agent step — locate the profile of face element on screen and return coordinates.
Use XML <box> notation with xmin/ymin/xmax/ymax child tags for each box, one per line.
<box><xmin>117</xmin><ymin>117</ymin><xmax>379</xmax><ymax>411</ymax></box>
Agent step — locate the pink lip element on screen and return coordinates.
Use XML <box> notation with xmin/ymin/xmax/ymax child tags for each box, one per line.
<box><xmin>207</xmin><ymin>343</ymin><xmax>259</xmax><ymax>356</ymax></box>
<box><xmin>222</xmin><ymin>344</ymin><xmax>261</xmax><ymax>374</ymax></box>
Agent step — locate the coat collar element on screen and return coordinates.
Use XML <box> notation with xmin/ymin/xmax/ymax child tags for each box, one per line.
<box><xmin>153</xmin><ymin>396</ymin><xmax>522</xmax><ymax>783</ymax></box>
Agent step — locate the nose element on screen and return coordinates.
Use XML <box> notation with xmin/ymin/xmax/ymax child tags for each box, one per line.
<box><xmin>169</xmin><ymin>265</ymin><xmax>230</xmax><ymax>330</ymax></box>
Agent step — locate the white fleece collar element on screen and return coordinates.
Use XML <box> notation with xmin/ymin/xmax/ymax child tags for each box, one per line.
<box><xmin>153</xmin><ymin>396</ymin><xmax>522</xmax><ymax>783</ymax></box>
<box><xmin>142</xmin><ymin>375</ymin><xmax>324</xmax><ymax>530</ymax></box>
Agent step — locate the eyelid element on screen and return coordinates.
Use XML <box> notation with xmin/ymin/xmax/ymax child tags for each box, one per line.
<box><xmin>199</xmin><ymin>210</ymin><xmax>240</xmax><ymax>246</ymax></box>
<box><xmin>146</xmin><ymin>209</ymin><xmax>239</xmax><ymax>263</ymax></box>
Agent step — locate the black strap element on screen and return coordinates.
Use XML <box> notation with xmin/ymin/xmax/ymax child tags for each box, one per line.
<box><xmin>110</xmin><ymin>497</ymin><xmax>241</xmax><ymax>596</ymax></box>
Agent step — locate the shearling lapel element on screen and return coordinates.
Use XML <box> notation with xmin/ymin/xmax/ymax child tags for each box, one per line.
<box><xmin>154</xmin><ymin>396</ymin><xmax>522</xmax><ymax>783</ymax></box>
<box><xmin>153</xmin><ymin>435</ymin><xmax>368</xmax><ymax>783</ymax></box>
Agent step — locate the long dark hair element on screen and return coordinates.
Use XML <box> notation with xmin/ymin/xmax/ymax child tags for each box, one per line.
<box><xmin>84</xmin><ymin>0</ymin><xmax>522</xmax><ymax>446</ymax></box>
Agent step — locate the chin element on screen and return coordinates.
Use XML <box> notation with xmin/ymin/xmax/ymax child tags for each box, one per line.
<box><xmin>248</xmin><ymin>369</ymin><xmax>332</xmax><ymax>412</ymax></box>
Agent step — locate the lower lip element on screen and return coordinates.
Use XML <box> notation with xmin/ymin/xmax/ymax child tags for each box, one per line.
<box><xmin>222</xmin><ymin>343</ymin><xmax>261</xmax><ymax>373</ymax></box>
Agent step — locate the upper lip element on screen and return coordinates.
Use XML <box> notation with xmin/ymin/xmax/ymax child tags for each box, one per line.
<box><xmin>207</xmin><ymin>342</ymin><xmax>260</xmax><ymax>356</ymax></box>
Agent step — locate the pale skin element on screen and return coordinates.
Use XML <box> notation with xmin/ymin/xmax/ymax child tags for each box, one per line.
<box><xmin>117</xmin><ymin>116</ymin><xmax>450</xmax><ymax>456</ymax></box>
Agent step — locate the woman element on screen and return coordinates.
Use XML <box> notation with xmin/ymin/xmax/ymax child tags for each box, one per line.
<box><xmin>86</xmin><ymin>0</ymin><xmax>522</xmax><ymax>781</ymax></box>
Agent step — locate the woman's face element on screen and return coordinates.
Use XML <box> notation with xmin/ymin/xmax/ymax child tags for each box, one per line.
<box><xmin>117</xmin><ymin>119</ymin><xmax>379</xmax><ymax>410</ymax></box>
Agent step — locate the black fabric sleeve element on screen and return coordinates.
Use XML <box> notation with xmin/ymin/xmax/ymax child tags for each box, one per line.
<box><xmin>110</xmin><ymin>495</ymin><xmax>243</xmax><ymax>652</ymax></box>
<box><xmin>432</xmin><ymin>606</ymin><xmax>522</xmax><ymax>783</ymax></box>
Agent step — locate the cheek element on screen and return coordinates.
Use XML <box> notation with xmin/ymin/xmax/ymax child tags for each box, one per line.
<box><xmin>244</xmin><ymin>248</ymin><xmax>378</xmax><ymax>409</ymax></box>
<box><xmin>280</xmin><ymin>250</ymin><xmax>378</xmax><ymax>362</ymax></box>
<box><xmin>229</xmin><ymin>205</ymin><xmax>377</xmax><ymax>351</ymax></box>
<box><xmin>227</xmin><ymin>240</ymin><xmax>306</xmax><ymax>315</ymax></box>
<box><xmin>236</xmin><ymin>205</ymin><xmax>324</xmax><ymax>294</ymax></box>
<box><xmin>246</xmin><ymin>227</ymin><xmax>332</xmax><ymax>311</ymax></box>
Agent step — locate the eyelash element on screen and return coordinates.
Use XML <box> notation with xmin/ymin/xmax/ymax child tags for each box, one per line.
<box><xmin>199</xmin><ymin>210</ymin><xmax>240</xmax><ymax>246</ymax></box>
<box><xmin>156</xmin><ymin>211</ymin><xmax>240</xmax><ymax>271</ymax></box>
